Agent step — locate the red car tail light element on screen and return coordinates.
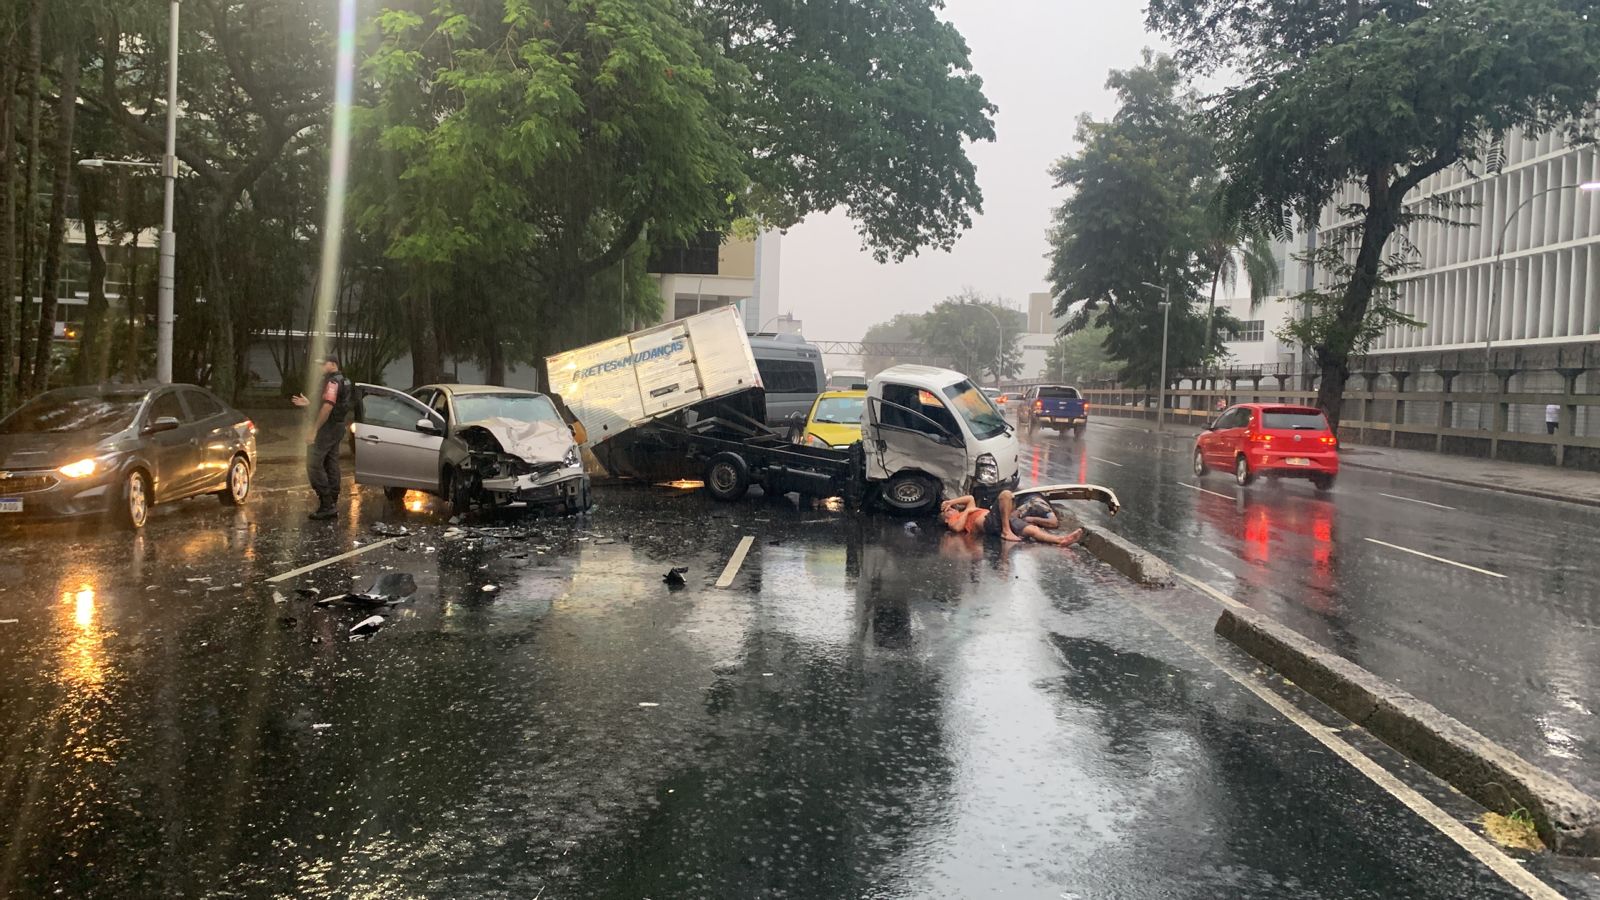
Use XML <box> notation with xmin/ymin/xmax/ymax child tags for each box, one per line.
<box><xmin>1320</xmin><ymin>435</ymin><xmax>1338</xmax><ymax>446</ymax></box>
<box><xmin>1249</xmin><ymin>432</ymin><xmax>1274</xmax><ymax>444</ymax></box>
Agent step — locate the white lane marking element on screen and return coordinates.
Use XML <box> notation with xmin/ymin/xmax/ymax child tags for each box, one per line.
<box><xmin>1364</xmin><ymin>538</ymin><xmax>1506</xmax><ymax>579</ymax></box>
<box><xmin>266</xmin><ymin>537</ymin><xmax>400</xmax><ymax>584</ymax></box>
<box><xmin>715</xmin><ymin>536</ymin><xmax>756</xmax><ymax>589</ymax></box>
<box><xmin>1131</xmin><ymin>599</ymin><xmax>1564</xmax><ymax>900</ymax></box>
<box><xmin>1089</xmin><ymin>456</ymin><xmax>1124</xmax><ymax>468</ymax></box>
<box><xmin>1172</xmin><ymin>571</ymin><xmax>1249</xmax><ymax>612</ymax></box>
<box><xmin>1177</xmin><ymin>481</ymin><xmax>1234</xmax><ymax>500</ymax></box>
<box><xmin>1379</xmin><ymin>492</ymin><xmax>1458</xmax><ymax>511</ymax></box>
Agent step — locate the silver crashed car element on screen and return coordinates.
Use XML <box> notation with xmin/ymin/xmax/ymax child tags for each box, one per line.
<box><xmin>351</xmin><ymin>383</ymin><xmax>591</xmax><ymax>515</ymax></box>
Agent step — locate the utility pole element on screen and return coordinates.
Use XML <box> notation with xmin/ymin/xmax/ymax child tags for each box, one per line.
<box><xmin>156</xmin><ymin>0</ymin><xmax>180</xmax><ymax>384</ymax></box>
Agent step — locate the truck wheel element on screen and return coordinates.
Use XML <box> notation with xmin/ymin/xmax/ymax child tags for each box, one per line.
<box><xmin>705</xmin><ymin>453</ymin><xmax>751</xmax><ymax>502</ymax></box>
<box><xmin>879</xmin><ymin>473</ymin><xmax>937</xmax><ymax>515</ymax></box>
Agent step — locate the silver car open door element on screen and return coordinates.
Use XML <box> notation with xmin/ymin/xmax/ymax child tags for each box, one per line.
<box><xmin>352</xmin><ymin>384</ymin><xmax>446</xmax><ymax>492</ymax></box>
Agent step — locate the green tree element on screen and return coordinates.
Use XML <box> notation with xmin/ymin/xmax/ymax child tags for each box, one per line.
<box><xmin>911</xmin><ymin>289</ymin><xmax>1025</xmax><ymax>384</ymax></box>
<box><xmin>1149</xmin><ymin>0</ymin><xmax>1600</xmax><ymax>427</ymax></box>
<box><xmin>1043</xmin><ymin>326</ymin><xmax>1118</xmax><ymax>384</ymax></box>
<box><xmin>1045</xmin><ymin>53</ymin><xmax>1235</xmax><ymax>387</ymax></box>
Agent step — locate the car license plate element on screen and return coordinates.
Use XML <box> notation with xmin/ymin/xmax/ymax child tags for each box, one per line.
<box><xmin>0</xmin><ymin>498</ymin><xmax>21</xmax><ymax>513</ymax></box>
<box><xmin>1285</xmin><ymin>457</ymin><xmax>1311</xmax><ymax>467</ymax></box>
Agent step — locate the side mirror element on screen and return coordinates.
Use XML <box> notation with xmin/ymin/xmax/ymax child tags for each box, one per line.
<box><xmin>417</xmin><ymin>417</ymin><xmax>442</xmax><ymax>435</ymax></box>
<box><xmin>143</xmin><ymin>416</ymin><xmax>180</xmax><ymax>435</ymax></box>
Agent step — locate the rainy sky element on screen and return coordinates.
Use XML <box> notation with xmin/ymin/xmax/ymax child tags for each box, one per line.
<box><xmin>779</xmin><ymin>1</ymin><xmax>1161</xmax><ymax>341</ymax></box>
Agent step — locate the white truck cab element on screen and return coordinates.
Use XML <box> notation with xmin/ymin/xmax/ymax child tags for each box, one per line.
<box><xmin>863</xmin><ymin>365</ymin><xmax>1020</xmax><ymax>511</ymax></box>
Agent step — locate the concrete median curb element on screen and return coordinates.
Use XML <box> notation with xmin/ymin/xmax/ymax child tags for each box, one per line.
<box><xmin>1215</xmin><ymin>605</ymin><xmax>1600</xmax><ymax>856</ymax></box>
<box><xmin>1080</xmin><ymin>528</ymin><xmax>1174</xmax><ymax>587</ymax></box>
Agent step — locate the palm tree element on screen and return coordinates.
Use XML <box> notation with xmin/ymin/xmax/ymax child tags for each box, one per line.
<box><xmin>1199</xmin><ymin>209</ymin><xmax>1281</xmax><ymax>359</ymax></box>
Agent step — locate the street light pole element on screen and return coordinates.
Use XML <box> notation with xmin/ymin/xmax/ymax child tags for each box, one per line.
<box><xmin>1141</xmin><ymin>281</ymin><xmax>1173</xmax><ymax>433</ymax></box>
<box><xmin>1486</xmin><ymin>182</ymin><xmax>1600</xmax><ymax>365</ymax></box>
<box><xmin>156</xmin><ymin>0</ymin><xmax>181</xmax><ymax>384</ymax></box>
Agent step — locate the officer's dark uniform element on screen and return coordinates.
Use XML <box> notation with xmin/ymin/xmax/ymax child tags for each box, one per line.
<box><xmin>307</xmin><ymin>371</ymin><xmax>353</xmax><ymax>514</ymax></box>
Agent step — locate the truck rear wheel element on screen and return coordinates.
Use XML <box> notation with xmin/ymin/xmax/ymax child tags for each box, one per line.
<box><xmin>705</xmin><ymin>453</ymin><xmax>751</xmax><ymax>502</ymax></box>
<box><xmin>878</xmin><ymin>473</ymin><xmax>937</xmax><ymax>515</ymax></box>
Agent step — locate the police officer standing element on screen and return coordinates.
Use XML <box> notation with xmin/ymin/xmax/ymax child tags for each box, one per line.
<box><xmin>291</xmin><ymin>356</ymin><xmax>353</xmax><ymax>520</ymax></box>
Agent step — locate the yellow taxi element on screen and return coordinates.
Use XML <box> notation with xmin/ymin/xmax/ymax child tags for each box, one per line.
<box><xmin>796</xmin><ymin>390</ymin><xmax>867</xmax><ymax>449</ymax></box>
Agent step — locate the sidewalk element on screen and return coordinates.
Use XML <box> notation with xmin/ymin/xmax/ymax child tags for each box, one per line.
<box><xmin>1093</xmin><ymin>417</ymin><xmax>1600</xmax><ymax>509</ymax></box>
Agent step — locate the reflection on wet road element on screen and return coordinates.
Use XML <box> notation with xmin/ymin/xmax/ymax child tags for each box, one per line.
<box><xmin>1020</xmin><ymin>422</ymin><xmax>1600</xmax><ymax>798</ymax></box>
<box><xmin>0</xmin><ymin>479</ymin><xmax>1580</xmax><ymax>897</ymax></box>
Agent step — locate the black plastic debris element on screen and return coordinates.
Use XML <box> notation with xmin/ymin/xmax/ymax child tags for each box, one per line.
<box><xmin>323</xmin><ymin>572</ymin><xmax>417</xmax><ymax>608</ymax></box>
<box><xmin>904</xmin><ymin>522</ymin><xmax>920</xmax><ymax>535</ymax></box>
<box><xmin>278</xmin><ymin>616</ymin><xmax>298</xmax><ymax>630</ymax></box>
<box><xmin>349</xmin><ymin>615</ymin><xmax>385</xmax><ymax>637</ymax></box>
<box><xmin>663</xmin><ymin>567</ymin><xmax>689</xmax><ymax>588</ymax></box>
<box><xmin>295</xmin><ymin>586</ymin><xmax>322</xmax><ymax>599</ymax></box>
<box><xmin>372</xmin><ymin>522</ymin><xmax>411</xmax><ymax>537</ymax></box>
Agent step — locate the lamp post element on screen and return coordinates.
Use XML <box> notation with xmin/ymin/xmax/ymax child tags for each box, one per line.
<box><xmin>1486</xmin><ymin>181</ymin><xmax>1600</xmax><ymax>367</ymax></box>
<box><xmin>967</xmin><ymin>302</ymin><xmax>1005</xmax><ymax>385</ymax></box>
<box><xmin>1140</xmin><ymin>281</ymin><xmax>1173</xmax><ymax>433</ymax></box>
<box><xmin>156</xmin><ymin>0</ymin><xmax>180</xmax><ymax>384</ymax></box>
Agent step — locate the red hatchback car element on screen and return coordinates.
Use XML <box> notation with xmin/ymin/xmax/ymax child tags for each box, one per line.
<box><xmin>1193</xmin><ymin>403</ymin><xmax>1339</xmax><ymax>491</ymax></box>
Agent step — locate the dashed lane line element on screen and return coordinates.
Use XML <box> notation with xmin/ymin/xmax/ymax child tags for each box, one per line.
<box><xmin>1177</xmin><ymin>481</ymin><xmax>1235</xmax><ymax>500</ymax></box>
<box><xmin>1379</xmin><ymin>492</ymin><xmax>1458</xmax><ymax>511</ymax></box>
<box><xmin>1364</xmin><ymin>538</ymin><xmax>1507</xmax><ymax>579</ymax></box>
<box><xmin>715</xmin><ymin>536</ymin><xmax>757</xmax><ymax>589</ymax></box>
<box><xmin>265</xmin><ymin>537</ymin><xmax>400</xmax><ymax>584</ymax></box>
<box><xmin>1089</xmin><ymin>456</ymin><xmax>1125</xmax><ymax>468</ymax></box>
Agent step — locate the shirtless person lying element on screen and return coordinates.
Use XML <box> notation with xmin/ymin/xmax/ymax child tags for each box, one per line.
<box><xmin>939</xmin><ymin>491</ymin><xmax>1085</xmax><ymax>546</ymax></box>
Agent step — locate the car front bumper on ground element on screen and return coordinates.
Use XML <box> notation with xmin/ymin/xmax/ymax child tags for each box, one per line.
<box><xmin>0</xmin><ymin>468</ymin><xmax>118</xmax><ymax>520</ymax></box>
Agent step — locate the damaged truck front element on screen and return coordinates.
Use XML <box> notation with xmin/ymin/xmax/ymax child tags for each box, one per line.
<box><xmin>546</xmin><ymin>308</ymin><xmax>1021</xmax><ymax>515</ymax></box>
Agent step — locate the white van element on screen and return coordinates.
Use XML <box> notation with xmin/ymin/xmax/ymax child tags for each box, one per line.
<box><xmin>863</xmin><ymin>365</ymin><xmax>1019</xmax><ymax>510</ymax></box>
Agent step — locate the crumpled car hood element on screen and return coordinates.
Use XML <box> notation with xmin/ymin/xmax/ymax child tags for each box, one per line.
<box><xmin>457</xmin><ymin>417</ymin><xmax>572</xmax><ymax>462</ymax></box>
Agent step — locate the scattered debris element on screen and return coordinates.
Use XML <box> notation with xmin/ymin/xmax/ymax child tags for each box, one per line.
<box><xmin>296</xmin><ymin>586</ymin><xmax>323</xmax><ymax>599</ymax></box>
<box><xmin>272</xmin><ymin>591</ymin><xmax>287</xmax><ymax>604</ymax></box>
<box><xmin>278</xmin><ymin>617</ymin><xmax>298</xmax><ymax>630</ymax></box>
<box><xmin>638</xmin><ymin>702</ymin><xmax>660</xmax><ymax>708</ymax></box>
<box><xmin>663</xmin><ymin>567</ymin><xmax>689</xmax><ymax>588</ymax></box>
<box><xmin>321</xmin><ymin>573</ymin><xmax>418</xmax><ymax>608</ymax></box>
<box><xmin>763</xmin><ymin>673</ymin><xmax>774</xmax><ymax>677</ymax></box>
<box><xmin>767</xmin><ymin>540</ymin><xmax>783</xmax><ymax>546</ymax></box>
<box><xmin>311</xmin><ymin>723</ymin><xmax>333</xmax><ymax>731</ymax></box>
<box><xmin>0</xmin><ymin>618</ymin><xmax>17</xmax><ymax>625</ymax></box>
<box><xmin>481</xmin><ymin>584</ymin><xmax>499</xmax><ymax>593</ymax></box>
<box><xmin>185</xmin><ymin>576</ymin><xmax>212</xmax><ymax>584</ymax></box>
<box><xmin>903</xmin><ymin>522</ymin><xmax>920</xmax><ymax>535</ymax></box>
<box><xmin>371</xmin><ymin>522</ymin><xmax>411</xmax><ymax>537</ymax></box>
<box><xmin>349</xmin><ymin>615</ymin><xmax>386</xmax><ymax>637</ymax></box>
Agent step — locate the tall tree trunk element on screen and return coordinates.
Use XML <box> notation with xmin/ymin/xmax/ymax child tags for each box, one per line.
<box><xmin>123</xmin><ymin>262</ymin><xmax>143</xmax><ymax>381</ymax></box>
<box><xmin>1316</xmin><ymin>169</ymin><xmax>1400</xmax><ymax>432</ymax></box>
<box><xmin>406</xmin><ymin>282</ymin><xmax>441</xmax><ymax>387</ymax></box>
<box><xmin>0</xmin><ymin>54</ymin><xmax>17</xmax><ymax>413</ymax></box>
<box><xmin>14</xmin><ymin>0</ymin><xmax>44</xmax><ymax>395</ymax></box>
<box><xmin>486</xmin><ymin>338</ymin><xmax>505</xmax><ymax>386</ymax></box>
<box><xmin>74</xmin><ymin>169</ymin><xmax>109</xmax><ymax>384</ymax></box>
<box><xmin>1205</xmin><ymin>261</ymin><xmax>1223</xmax><ymax>358</ymax></box>
<box><xmin>28</xmin><ymin>46</ymin><xmax>79</xmax><ymax>395</ymax></box>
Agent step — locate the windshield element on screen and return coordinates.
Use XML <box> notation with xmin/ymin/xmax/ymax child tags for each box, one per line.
<box><xmin>0</xmin><ymin>391</ymin><xmax>144</xmax><ymax>436</ymax></box>
<box><xmin>1262</xmin><ymin>410</ymin><xmax>1330</xmax><ymax>431</ymax></box>
<box><xmin>453</xmin><ymin>393</ymin><xmax>562</xmax><ymax>426</ymax></box>
<box><xmin>813</xmin><ymin>396</ymin><xmax>865</xmax><ymax>425</ymax></box>
<box><xmin>942</xmin><ymin>381</ymin><xmax>1008</xmax><ymax>440</ymax></box>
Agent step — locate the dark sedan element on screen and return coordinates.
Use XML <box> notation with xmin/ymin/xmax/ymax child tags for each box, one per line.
<box><xmin>0</xmin><ymin>384</ymin><xmax>257</xmax><ymax>530</ymax></box>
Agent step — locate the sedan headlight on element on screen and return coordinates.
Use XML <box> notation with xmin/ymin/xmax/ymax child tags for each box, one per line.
<box><xmin>59</xmin><ymin>458</ymin><xmax>101</xmax><ymax>479</ymax></box>
<box><xmin>975</xmin><ymin>453</ymin><xmax>999</xmax><ymax>485</ymax></box>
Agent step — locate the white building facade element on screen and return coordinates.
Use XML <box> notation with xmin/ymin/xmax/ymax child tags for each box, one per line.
<box><xmin>1318</xmin><ymin>124</ymin><xmax>1600</xmax><ymax>357</ymax></box>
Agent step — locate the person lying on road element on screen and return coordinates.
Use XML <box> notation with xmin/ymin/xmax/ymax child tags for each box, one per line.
<box><xmin>939</xmin><ymin>491</ymin><xmax>1085</xmax><ymax>546</ymax></box>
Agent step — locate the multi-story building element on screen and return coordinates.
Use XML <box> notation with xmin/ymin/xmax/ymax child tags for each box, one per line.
<box><xmin>649</xmin><ymin>230</ymin><xmax>783</xmax><ymax>333</ymax></box>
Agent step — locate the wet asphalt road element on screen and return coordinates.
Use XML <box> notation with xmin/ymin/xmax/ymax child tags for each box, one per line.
<box><xmin>0</xmin><ymin>472</ymin><xmax>1593</xmax><ymax>897</ymax></box>
<box><xmin>1023</xmin><ymin>420</ymin><xmax>1600</xmax><ymax>798</ymax></box>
